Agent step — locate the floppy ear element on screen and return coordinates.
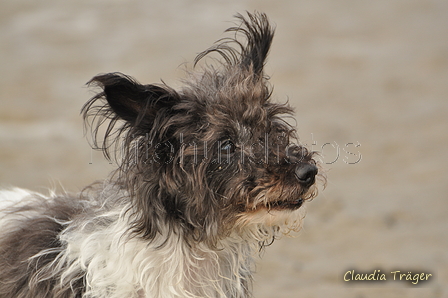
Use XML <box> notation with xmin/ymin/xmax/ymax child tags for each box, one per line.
<box><xmin>87</xmin><ymin>72</ymin><xmax>179</xmax><ymax>129</ymax></box>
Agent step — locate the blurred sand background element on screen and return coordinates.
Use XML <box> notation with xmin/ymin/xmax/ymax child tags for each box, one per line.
<box><xmin>1</xmin><ymin>0</ymin><xmax>447</xmax><ymax>297</ymax></box>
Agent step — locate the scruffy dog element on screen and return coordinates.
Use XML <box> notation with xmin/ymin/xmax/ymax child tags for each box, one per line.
<box><xmin>0</xmin><ymin>12</ymin><xmax>321</xmax><ymax>298</ymax></box>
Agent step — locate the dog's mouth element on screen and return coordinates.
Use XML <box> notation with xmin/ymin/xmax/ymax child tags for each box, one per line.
<box><xmin>266</xmin><ymin>198</ymin><xmax>304</xmax><ymax>210</ymax></box>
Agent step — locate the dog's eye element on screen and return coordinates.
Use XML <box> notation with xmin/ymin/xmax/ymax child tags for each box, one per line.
<box><xmin>220</xmin><ymin>139</ymin><xmax>236</xmax><ymax>154</ymax></box>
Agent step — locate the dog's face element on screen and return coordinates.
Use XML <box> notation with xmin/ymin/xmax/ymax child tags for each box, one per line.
<box><xmin>84</xmin><ymin>13</ymin><xmax>320</xmax><ymax>245</ymax></box>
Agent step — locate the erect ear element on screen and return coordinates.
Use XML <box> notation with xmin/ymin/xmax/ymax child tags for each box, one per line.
<box><xmin>232</xmin><ymin>12</ymin><xmax>274</xmax><ymax>78</ymax></box>
<box><xmin>194</xmin><ymin>12</ymin><xmax>274</xmax><ymax>81</ymax></box>
<box><xmin>88</xmin><ymin>72</ymin><xmax>179</xmax><ymax>128</ymax></box>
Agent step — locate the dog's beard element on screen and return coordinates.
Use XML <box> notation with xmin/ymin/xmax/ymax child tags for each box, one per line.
<box><xmin>234</xmin><ymin>206</ymin><xmax>307</xmax><ymax>243</ymax></box>
<box><xmin>213</xmin><ymin>162</ymin><xmax>318</xmax><ymax>235</ymax></box>
<box><xmin>224</xmin><ymin>181</ymin><xmax>318</xmax><ymax>242</ymax></box>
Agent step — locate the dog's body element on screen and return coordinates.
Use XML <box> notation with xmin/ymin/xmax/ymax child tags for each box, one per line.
<box><xmin>0</xmin><ymin>186</ymin><xmax>258</xmax><ymax>298</ymax></box>
<box><xmin>0</xmin><ymin>13</ymin><xmax>321</xmax><ymax>298</ymax></box>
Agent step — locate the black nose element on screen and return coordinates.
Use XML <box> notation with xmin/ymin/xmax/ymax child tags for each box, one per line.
<box><xmin>295</xmin><ymin>163</ymin><xmax>318</xmax><ymax>187</ymax></box>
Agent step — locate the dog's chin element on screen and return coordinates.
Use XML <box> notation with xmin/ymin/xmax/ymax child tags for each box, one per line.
<box><xmin>234</xmin><ymin>198</ymin><xmax>307</xmax><ymax>237</ymax></box>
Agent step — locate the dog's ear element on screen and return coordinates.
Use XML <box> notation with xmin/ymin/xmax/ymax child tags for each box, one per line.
<box><xmin>232</xmin><ymin>12</ymin><xmax>274</xmax><ymax>78</ymax></box>
<box><xmin>87</xmin><ymin>72</ymin><xmax>179</xmax><ymax>129</ymax></box>
<box><xmin>195</xmin><ymin>12</ymin><xmax>274</xmax><ymax>80</ymax></box>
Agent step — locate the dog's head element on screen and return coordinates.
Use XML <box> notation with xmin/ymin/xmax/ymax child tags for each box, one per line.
<box><xmin>84</xmin><ymin>12</ymin><xmax>322</xmax><ymax>246</ymax></box>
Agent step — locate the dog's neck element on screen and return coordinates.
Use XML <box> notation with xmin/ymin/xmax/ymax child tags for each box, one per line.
<box><xmin>58</xmin><ymin>200</ymin><xmax>258</xmax><ymax>298</ymax></box>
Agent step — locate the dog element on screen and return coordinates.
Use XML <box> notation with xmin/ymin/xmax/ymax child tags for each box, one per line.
<box><xmin>0</xmin><ymin>12</ymin><xmax>321</xmax><ymax>298</ymax></box>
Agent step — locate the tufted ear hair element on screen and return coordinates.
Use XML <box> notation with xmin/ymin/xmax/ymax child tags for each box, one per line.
<box><xmin>230</xmin><ymin>12</ymin><xmax>274</xmax><ymax>77</ymax></box>
<box><xmin>86</xmin><ymin>72</ymin><xmax>180</xmax><ymax>129</ymax></box>
<box><xmin>194</xmin><ymin>11</ymin><xmax>274</xmax><ymax>81</ymax></box>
